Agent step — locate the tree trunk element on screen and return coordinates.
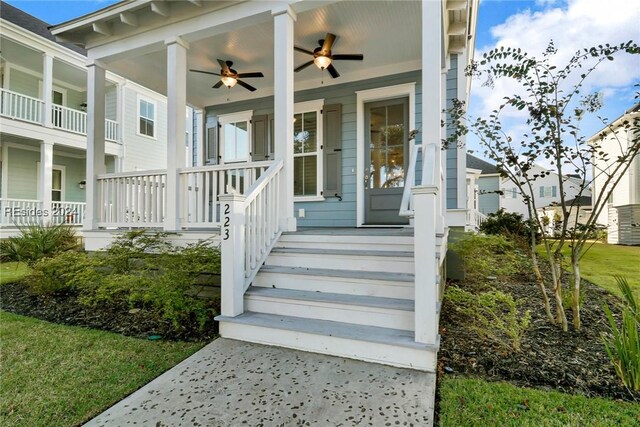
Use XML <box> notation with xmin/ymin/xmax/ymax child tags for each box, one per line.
<box><xmin>551</xmin><ymin>260</ymin><xmax>568</xmax><ymax>331</ymax></box>
<box><xmin>571</xmin><ymin>254</ymin><xmax>582</xmax><ymax>330</ymax></box>
<box><xmin>531</xmin><ymin>247</ymin><xmax>554</xmax><ymax>323</ymax></box>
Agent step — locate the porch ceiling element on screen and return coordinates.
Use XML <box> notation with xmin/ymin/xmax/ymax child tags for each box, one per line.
<box><xmin>94</xmin><ymin>1</ymin><xmax>423</xmax><ymax>108</ymax></box>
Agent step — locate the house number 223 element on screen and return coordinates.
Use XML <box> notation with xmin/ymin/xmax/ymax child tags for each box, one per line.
<box><xmin>223</xmin><ymin>204</ymin><xmax>230</xmax><ymax>240</ymax></box>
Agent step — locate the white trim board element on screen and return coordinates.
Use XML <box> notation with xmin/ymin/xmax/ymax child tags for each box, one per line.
<box><xmin>355</xmin><ymin>83</ymin><xmax>416</xmax><ymax>227</ymax></box>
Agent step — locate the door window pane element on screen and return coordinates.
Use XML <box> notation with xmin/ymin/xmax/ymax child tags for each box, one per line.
<box><xmin>368</xmin><ymin>104</ymin><xmax>405</xmax><ymax>189</ymax></box>
<box><xmin>52</xmin><ymin>169</ymin><xmax>62</xmax><ymax>201</ymax></box>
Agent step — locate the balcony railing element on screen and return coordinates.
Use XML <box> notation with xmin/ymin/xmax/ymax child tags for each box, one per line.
<box><xmin>0</xmin><ymin>88</ymin><xmax>119</xmax><ymax>142</ymax></box>
<box><xmin>0</xmin><ymin>89</ymin><xmax>44</xmax><ymax>124</ymax></box>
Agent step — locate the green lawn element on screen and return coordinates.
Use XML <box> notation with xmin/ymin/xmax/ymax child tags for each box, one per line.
<box><xmin>0</xmin><ymin>311</ymin><xmax>204</xmax><ymax>427</ymax></box>
<box><xmin>0</xmin><ymin>262</ymin><xmax>30</xmax><ymax>285</ymax></box>
<box><xmin>538</xmin><ymin>242</ymin><xmax>640</xmax><ymax>300</ymax></box>
<box><xmin>439</xmin><ymin>377</ymin><xmax>640</xmax><ymax>426</ymax></box>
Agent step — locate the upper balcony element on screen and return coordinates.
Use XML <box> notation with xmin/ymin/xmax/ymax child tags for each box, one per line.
<box><xmin>0</xmin><ymin>88</ymin><xmax>119</xmax><ymax>142</ymax></box>
<box><xmin>0</xmin><ymin>33</ymin><xmax>121</xmax><ymax>145</ymax></box>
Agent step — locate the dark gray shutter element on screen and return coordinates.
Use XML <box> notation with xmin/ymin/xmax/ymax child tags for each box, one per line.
<box><xmin>205</xmin><ymin>116</ymin><xmax>219</xmax><ymax>165</ymax></box>
<box><xmin>252</xmin><ymin>114</ymin><xmax>269</xmax><ymax>161</ymax></box>
<box><xmin>323</xmin><ymin>103</ymin><xmax>342</xmax><ymax>197</ymax></box>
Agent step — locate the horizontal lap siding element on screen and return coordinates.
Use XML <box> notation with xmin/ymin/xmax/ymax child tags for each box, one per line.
<box><xmin>8</xmin><ymin>69</ymin><xmax>39</xmax><ymax>98</ymax></box>
<box><xmin>122</xmin><ymin>87</ymin><xmax>168</xmax><ymax>172</ymax></box>
<box><xmin>52</xmin><ymin>155</ymin><xmax>85</xmax><ymax>202</ymax></box>
<box><xmin>446</xmin><ymin>54</ymin><xmax>458</xmax><ymax>209</ymax></box>
<box><xmin>205</xmin><ymin>71</ymin><xmax>422</xmax><ymax>227</ymax></box>
<box><xmin>6</xmin><ymin>147</ymin><xmax>38</xmax><ymax>199</ymax></box>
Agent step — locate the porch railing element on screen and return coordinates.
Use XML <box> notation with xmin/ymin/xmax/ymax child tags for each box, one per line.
<box><xmin>0</xmin><ymin>198</ymin><xmax>43</xmax><ymax>226</ymax></box>
<box><xmin>52</xmin><ymin>104</ymin><xmax>87</xmax><ymax>135</ymax></box>
<box><xmin>0</xmin><ymin>89</ymin><xmax>44</xmax><ymax>125</ymax></box>
<box><xmin>105</xmin><ymin>119</ymin><xmax>119</xmax><ymax>142</ymax></box>
<box><xmin>0</xmin><ymin>88</ymin><xmax>119</xmax><ymax>142</ymax></box>
<box><xmin>220</xmin><ymin>160</ymin><xmax>283</xmax><ymax>316</ymax></box>
<box><xmin>52</xmin><ymin>201</ymin><xmax>86</xmax><ymax>226</ymax></box>
<box><xmin>466</xmin><ymin>209</ymin><xmax>488</xmax><ymax>231</ymax></box>
<box><xmin>399</xmin><ymin>144</ymin><xmax>423</xmax><ymax>217</ymax></box>
<box><xmin>179</xmin><ymin>161</ymin><xmax>272</xmax><ymax>228</ymax></box>
<box><xmin>97</xmin><ymin>170</ymin><xmax>167</xmax><ymax>228</ymax></box>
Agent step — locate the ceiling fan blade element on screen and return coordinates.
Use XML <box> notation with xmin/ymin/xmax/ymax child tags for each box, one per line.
<box><xmin>237</xmin><ymin>72</ymin><xmax>264</xmax><ymax>78</ymax></box>
<box><xmin>294</xmin><ymin>60</ymin><xmax>315</xmax><ymax>72</ymax></box>
<box><xmin>236</xmin><ymin>79</ymin><xmax>257</xmax><ymax>92</ymax></box>
<box><xmin>327</xmin><ymin>63</ymin><xmax>340</xmax><ymax>78</ymax></box>
<box><xmin>212</xmin><ymin>80</ymin><xmax>224</xmax><ymax>89</ymax></box>
<box><xmin>190</xmin><ymin>69</ymin><xmax>221</xmax><ymax>76</ymax></box>
<box><xmin>294</xmin><ymin>46</ymin><xmax>315</xmax><ymax>55</ymax></box>
<box><xmin>217</xmin><ymin>58</ymin><xmax>230</xmax><ymax>72</ymax></box>
<box><xmin>321</xmin><ymin>33</ymin><xmax>336</xmax><ymax>54</ymax></box>
<box><xmin>332</xmin><ymin>54</ymin><xmax>364</xmax><ymax>61</ymax></box>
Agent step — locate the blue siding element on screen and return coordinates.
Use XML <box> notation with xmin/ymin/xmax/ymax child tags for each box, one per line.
<box><xmin>446</xmin><ymin>55</ymin><xmax>458</xmax><ymax>209</ymax></box>
<box><xmin>205</xmin><ymin>71</ymin><xmax>422</xmax><ymax>227</ymax></box>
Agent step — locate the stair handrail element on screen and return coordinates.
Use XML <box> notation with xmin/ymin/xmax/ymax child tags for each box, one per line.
<box><xmin>219</xmin><ymin>160</ymin><xmax>284</xmax><ymax>317</ymax></box>
<box><xmin>399</xmin><ymin>144</ymin><xmax>422</xmax><ymax>217</ymax></box>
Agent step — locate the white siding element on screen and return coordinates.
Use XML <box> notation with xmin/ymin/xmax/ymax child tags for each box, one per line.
<box><xmin>121</xmin><ymin>87</ymin><xmax>168</xmax><ymax>171</ymax></box>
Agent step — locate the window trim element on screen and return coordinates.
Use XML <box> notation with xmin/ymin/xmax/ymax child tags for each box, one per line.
<box><xmin>293</xmin><ymin>99</ymin><xmax>324</xmax><ymax>201</ymax></box>
<box><xmin>136</xmin><ymin>95</ymin><xmax>157</xmax><ymax>140</ymax></box>
<box><xmin>219</xmin><ymin>110</ymin><xmax>253</xmax><ymax>164</ymax></box>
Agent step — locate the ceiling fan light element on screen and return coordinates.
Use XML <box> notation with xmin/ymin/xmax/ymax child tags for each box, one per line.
<box><xmin>314</xmin><ymin>55</ymin><xmax>332</xmax><ymax>70</ymax></box>
<box><xmin>221</xmin><ymin>76</ymin><xmax>237</xmax><ymax>88</ymax></box>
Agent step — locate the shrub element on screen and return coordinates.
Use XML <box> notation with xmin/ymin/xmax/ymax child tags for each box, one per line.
<box><xmin>26</xmin><ymin>251</ymin><xmax>97</xmax><ymax>295</ymax></box>
<box><xmin>480</xmin><ymin>209</ymin><xmax>538</xmax><ymax>245</ymax></box>
<box><xmin>0</xmin><ymin>224</ymin><xmax>78</xmax><ymax>264</ymax></box>
<box><xmin>450</xmin><ymin>233</ymin><xmax>528</xmax><ymax>283</ymax></box>
<box><xmin>602</xmin><ymin>277</ymin><xmax>640</xmax><ymax>397</ymax></box>
<box><xmin>446</xmin><ymin>286</ymin><xmax>531</xmax><ymax>352</ymax></box>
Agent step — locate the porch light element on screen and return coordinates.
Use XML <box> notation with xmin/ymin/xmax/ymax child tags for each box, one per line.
<box><xmin>221</xmin><ymin>76</ymin><xmax>238</xmax><ymax>88</ymax></box>
<box><xmin>314</xmin><ymin>55</ymin><xmax>332</xmax><ymax>70</ymax></box>
<box><xmin>78</xmin><ymin>180</ymin><xmax>86</xmax><ymax>189</ymax></box>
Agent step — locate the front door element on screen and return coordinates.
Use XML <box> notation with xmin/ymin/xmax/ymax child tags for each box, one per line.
<box><xmin>364</xmin><ymin>97</ymin><xmax>409</xmax><ymax>225</ymax></box>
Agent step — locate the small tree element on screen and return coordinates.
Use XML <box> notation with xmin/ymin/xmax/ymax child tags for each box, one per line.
<box><xmin>446</xmin><ymin>40</ymin><xmax>640</xmax><ymax>331</ymax></box>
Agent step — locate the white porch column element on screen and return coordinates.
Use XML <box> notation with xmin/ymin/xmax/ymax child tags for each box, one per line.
<box><xmin>273</xmin><ymin>5</ymin><xmax>297</xmax><ymax>232</ymax></box>
<box><xmin>116</xmin><ymin>83</ymin><xmax>124</xmax><ymax>143</ymax></box>
<box><xmin>84</xmin><ymin>60</ymin><xmax>106</xmax><ymax>231</ymax></box>
<box><xmin>164</xmin><ymin>37</ymin><xmax>189</xmax><ymax>232</ymax></box>
<box><xmin>413</xmin><ymin>185</ymin><xmax>439</xmax><ymax>344</ymax></box>
<box><xmin>42</xmin><ymin>53</ymin><xmax>54</xmax><ymax>127</ymax></box>
<box><xmin>438</xmin><ymin>68</ymin><xmax>448</xmax><ymax>234</ymax></box>
<box><xmin>413</xmin><ymin>0</ymin><xmax>443</xmax><ymax>345</ymax></box>
<box><xmin>39</xmin><ymin>140</ymin><xmax>53</xmax><ymax>222</ymax></box>
<box><xmin>421</xmin><ymin>0</ymin><xmax>442</xmax><ymax>187</ymax></box>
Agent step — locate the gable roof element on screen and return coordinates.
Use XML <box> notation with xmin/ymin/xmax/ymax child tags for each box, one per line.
<box><xmin>0</xmin><ymin>1</ymin><xmax>86</xmax><ymax>55</ymax></box>
<box><xmin>466</xmin><ymin>153</ymin><xmax>498</xmax><ymax>175</ymax></box>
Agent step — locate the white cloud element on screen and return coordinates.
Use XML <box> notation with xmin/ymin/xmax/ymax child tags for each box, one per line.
<box><xmin>471</xmin><ymin>0</ymin><xmax>639</xmax><ymax>116</ymax></box>
<box><xmin>468</xmin><ymin>0</ymin><xmax>640</xmax><ymax>163</ymax></box>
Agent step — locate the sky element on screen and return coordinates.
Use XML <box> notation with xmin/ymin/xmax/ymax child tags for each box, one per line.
<box><xmin>5</xmin><ymin>0</ymin><xmax>640</xmax><ymax>162</ymax></box>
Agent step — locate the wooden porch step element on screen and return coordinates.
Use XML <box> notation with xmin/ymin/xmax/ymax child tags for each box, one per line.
<box><xmin>266</xmin><ymin>247</ymin><xmax>414</xmax><ymax>274</ymax></box>
<box><xmin>244</xmin><ymin>287</ymin><xmax>414</xmax><ymax>330</ymax></box>
<box><xmin>253</xmin><ymin>266</ymin><xmax>414</xmax><ymax>299</ymax></box>
<box><xmin>216</xmin><ymin>312</ymin><xmax>438</xmax><ymax>371</ymax></box>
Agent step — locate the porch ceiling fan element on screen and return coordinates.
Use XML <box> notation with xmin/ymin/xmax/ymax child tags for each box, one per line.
<box><xmin>189</xmin><ymin>59</ymin><xmax>264</xmax><ymax>92</ymax></box>
<box><xmin>294</xmin><ymin>33</ymin><xmax>364</xmax><ymax>78</ymax></box>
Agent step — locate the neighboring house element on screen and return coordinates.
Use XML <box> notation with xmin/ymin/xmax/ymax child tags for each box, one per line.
<box><xmin>591</xmin><ymin>103</ymin><xmax>640</xmax><ymax>245</ymax></box>
<box><xmin>52</xmin><ymin>0</ymin><xmax>479</xmax><ymax>372</ymax></box>
<box><xmin>499</xmin><ymin>163</ymin><xmax>587</xmax><ymax>219</ymax></box>
<box><xmin>467</xmin><ymin>153</ymin><xmax>500</xmax><ymax>215</ymax></box>
<box><xmin>537</xmin><ymin>195</ymin><xmax>593</xmax><ymax>236</ymax></box>
<box><xmin>0</xmin><ymin>1</ymin><xmax>172</xmax><ymax>231</ymax></box>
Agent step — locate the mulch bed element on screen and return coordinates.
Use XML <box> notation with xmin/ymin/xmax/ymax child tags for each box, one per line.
<box><xmin>438</xmin><ymin>272</ymin><xmax>636</xmax><ymax>401</ymax></box>
<box><xmin>0</xmin><ymin>281</ymin><xmax>217</xmax><ymax>342</ymax></box>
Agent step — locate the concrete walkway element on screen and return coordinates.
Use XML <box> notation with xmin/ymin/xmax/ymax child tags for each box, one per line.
<box><xmin>85</xmin><ymin>338</ymin><xmax>436</xmax><ymax>426</ymax></box>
